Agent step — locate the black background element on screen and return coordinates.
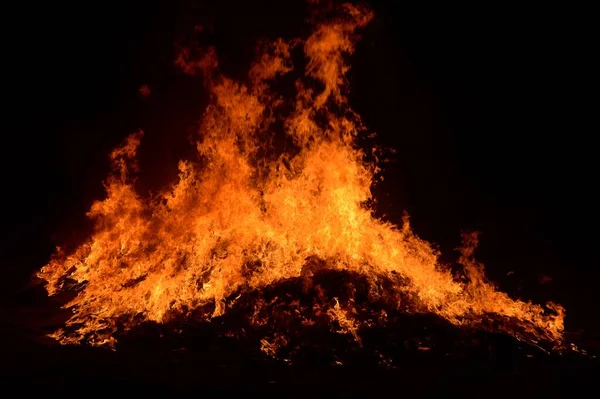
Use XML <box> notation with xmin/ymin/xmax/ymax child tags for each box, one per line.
<box><xmin>2</xmin><ymin>0</ymin><xmax>598</xmax><ymax>392</ymax></box>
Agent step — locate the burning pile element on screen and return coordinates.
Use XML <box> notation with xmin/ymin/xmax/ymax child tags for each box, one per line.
<box><xmin>38</xmin><ymin>3</ymin><xmax>564</xmax><ymax>354</ymax></box>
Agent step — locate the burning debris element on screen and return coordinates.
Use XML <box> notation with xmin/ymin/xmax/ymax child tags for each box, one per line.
<box><xmin>38</xmin><ymin>3</ymin><xmax>565</xmax><ymax>357</ymax></box>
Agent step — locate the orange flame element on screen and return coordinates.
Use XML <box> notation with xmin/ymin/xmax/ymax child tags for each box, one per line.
<box><xmin>38</xmin><ymin>4</ymin><xmax>564</xmax><ymax>351</ymax></box>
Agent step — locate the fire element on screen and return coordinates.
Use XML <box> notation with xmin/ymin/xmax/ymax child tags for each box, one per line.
<box><xmin>38</xmin><ymin>3</ymin><xmax>565</xmax><ymax>352</ymax></box>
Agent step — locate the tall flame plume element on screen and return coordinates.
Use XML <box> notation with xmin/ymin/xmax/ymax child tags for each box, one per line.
<box><xmin>39</xmin><ymin>3</ymin><xmax>564</xmax><ymax>351</ymax></box>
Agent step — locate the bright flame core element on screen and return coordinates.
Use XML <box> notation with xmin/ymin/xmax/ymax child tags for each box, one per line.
<box><xmin>39</xmin><ymin>4</ymin><xmax>564</xmax><ymax>350</ymax></box>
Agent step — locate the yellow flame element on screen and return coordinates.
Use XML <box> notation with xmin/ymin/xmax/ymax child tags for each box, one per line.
<box><xmin>38</xmin><ymin>4</ymin><xmax>564</xmax><ymax>351</ymax></box>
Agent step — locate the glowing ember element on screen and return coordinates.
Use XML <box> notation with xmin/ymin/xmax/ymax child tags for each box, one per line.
<box><xmin>139</xmin><ymin>84</ymin><xmax>151</xmax><ymax>98</ymax></box>
<box><xmin>38</xmin><ymin>3</ymin><xmax>564</xmax><ymax>352</ymax></box>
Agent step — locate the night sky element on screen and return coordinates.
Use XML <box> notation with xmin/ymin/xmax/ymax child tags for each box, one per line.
<box><xmin>2</xmin><ymin>0</ymin><xmax>598</xmax><ymax>392</ymax></box>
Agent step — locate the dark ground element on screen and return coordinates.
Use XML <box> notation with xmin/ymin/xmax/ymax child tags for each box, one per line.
<box><xmin>1</xmin><ymin>276</ymin><xmax>598</xmax><ymax>395</ymax></box>
<box><xmin>2</xmin><ymin>0</ymin><xmax>599</xmax><ymax>394</ymax></box>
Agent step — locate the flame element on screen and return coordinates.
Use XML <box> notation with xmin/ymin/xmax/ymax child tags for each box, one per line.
<box><xmin>38</xmin><ymin>4</ymin><xmax>565</xmax><ymax>352</ymax></box>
